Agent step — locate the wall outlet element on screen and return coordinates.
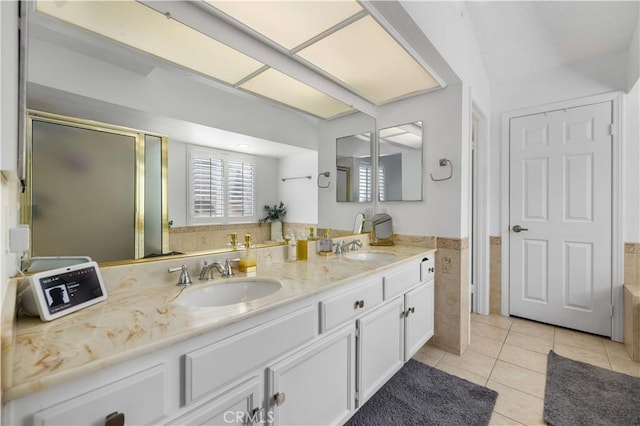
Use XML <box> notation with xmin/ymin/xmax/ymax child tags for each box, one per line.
<box><xmin>442</xmin><ymin>256</ymin><xmax>452</xmax><ymax>274</ymax></box>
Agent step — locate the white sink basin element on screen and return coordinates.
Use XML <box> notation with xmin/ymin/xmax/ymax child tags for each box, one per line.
<box><xmin>343</xmin><ymin>251</ymin><xmax>396</xmax><ymax>262</ymax></box>
<box><xmin>177</xmin><ymin>278</ymin><xmax>283</xmax><ymax>307</ymax></box>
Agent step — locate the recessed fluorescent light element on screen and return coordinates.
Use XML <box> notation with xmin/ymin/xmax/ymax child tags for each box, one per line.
<box><xmin>36</xmin><ymin>0</ymin><xmax>265</xmax><ymax>85</ymax></box>
<box><xmin>205</xmin><ymin>0</ymin><xmax>363</xmax><ymax>51</ymax></box>
<box><xmin>239</xmin><ymin>68</ymin><xmax>353</xmax><ymax>119</ymax></box>
<box><xmin>297</xmin><ymin>15</ymin><xmax>440</xmax><ymax>104</ymax></box>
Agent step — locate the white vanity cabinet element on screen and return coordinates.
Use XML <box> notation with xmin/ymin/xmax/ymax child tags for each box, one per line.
<box><xmin>4</xmin><ymin>250</ymin><xmax>436</xmax><ymax>426</ymax></box>
<box><xmin>30</xmin><ymin>364</ymin><xmax>169</xmax><ymax>426</ymax></box>
<box><xmin>356</xmin><ymin>257</ymin><xmax>435</xmax><ymax>406</ymax></box>
<box><xmin>356</xmin><ymin>296</ymin><xmax>406</xmax><ymax>404</ymax></box>
<box><xmin>267</xmin><ymin>324</ymin><xmax>355</xmax><ymax>426</ymax></box>
<box><xmin>404</xmin><ymin>256</ymin><xmax>435</xmax><ymax>361</ymax></box>
<box><xmin>169</xmin><ymin>375</ymin><xmax>263</xmax><ymax>426</ymax></box>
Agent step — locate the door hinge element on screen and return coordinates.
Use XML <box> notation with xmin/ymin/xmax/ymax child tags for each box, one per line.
<box><xmin>354</xmin><ymin>391</ymin><xmax>359</xmax><ymax>402</ymax></box>
<box><xmin>610</xmin><ymin>305</ymin><xmax>614</xmax><ymax>317</ymax></box>
<box><xmin>609</xmin><ymin>124</ymin><xmax>614</xmax><ymax>136</ymax></box>
<box><xmin>354</xmin><ymin>328</ymin><xmax>360</xmax><ymax>338</ymax></box>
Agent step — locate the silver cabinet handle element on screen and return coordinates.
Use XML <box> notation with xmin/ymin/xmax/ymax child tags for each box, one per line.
<box><xmin>105</xmin><ymin>412</ymin><xmax>125</xmax><ymax>426</ymax></box>
<box><xmin>512</xmin><ymin>225</ymin><xmax>528</xmax><ymax>233</ymax></box>
<box><xmin>354</xmin><ymin>300</ymin><xmax>365</xmax><ymax>309</ymax></box>
<box><xmin>274</xmin><ymin>392</ymin><xmax>286</xmax><ymax>406</ymax></box>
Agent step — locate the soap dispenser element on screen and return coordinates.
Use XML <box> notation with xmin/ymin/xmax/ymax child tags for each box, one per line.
<box><xmin>286</xmin><ymin>231</ymin><xmax>297</xmax><ymax>262</ymax></box>
<box><xmin>239</xmin><ymin>234</ymin><xmax>257</xmax><ymax>273</ymax></box>
<box><xmin>319</xmin><ymin>229</ymin><xmax>333</xmax><ymax>256</ymax></box>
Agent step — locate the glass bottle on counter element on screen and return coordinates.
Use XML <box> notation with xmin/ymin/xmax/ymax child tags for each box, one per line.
<box><xmin>296</xmin><ymin>230</ymin><xmax>308</xmax><ymax>261</ymax></box>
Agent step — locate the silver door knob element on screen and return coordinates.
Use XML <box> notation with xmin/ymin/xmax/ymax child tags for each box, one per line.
<box><xmin>512</xmin><ymin>225</ymin><xmax>528</xmax><ymax>233</ymax></box>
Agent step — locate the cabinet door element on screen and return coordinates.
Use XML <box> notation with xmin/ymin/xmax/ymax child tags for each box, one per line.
<box><xmin>357</xmin><ymin>297</ymin><xmax>405</xmax><ymax>406</ymax></box>
<box><xmin>169</xmin><ymin>375</ymin><xmax>263</xmax><ymax>426</ymax></box>
<box><xmin>267</xmin><ymin>325</ymin><xmax>355</xmax><ymax>426</ymax></box>
<box><xmin>404</xmin><ymin>281</ymin><xmax>434</xmax><ymax>361</ymax></box>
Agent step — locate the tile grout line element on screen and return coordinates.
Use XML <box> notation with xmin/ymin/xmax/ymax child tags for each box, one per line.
<box><xmin>484</xmin><ymin>319</ymin><xmax>512</xmax><ymax>387</ymax></box>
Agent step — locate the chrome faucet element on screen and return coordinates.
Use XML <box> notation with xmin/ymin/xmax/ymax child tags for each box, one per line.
<box><xmin>168</xmin><ymin>265</ymin><xmax>192</xmax><ymax>287</ymax></box>
<box><xmin>346</xmin><ymin>240</ymin><xmax>363</xmax><ymax>251</ymax></box>
<box><xmin>200</xmin><ymin>259</ymin><xmax>234</xmax><ymax>280</ymax></box>
<box><xmin>335</xmin><ymin>239</ymin><xmax>363</xmax><ymax>254</ymax></box>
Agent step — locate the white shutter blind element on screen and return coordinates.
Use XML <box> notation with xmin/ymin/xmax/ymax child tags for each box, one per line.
<box><xmin>378</xmin><ymin>165</ymin><xmax>385</xmax><ymax>201</ymax></box>
<box><xmin>192</xmin><ymin>154</ymin><xmax>224</xmax><ymax>218</ymax></box>
<box><xmin>358</xmin><ymin>163</ymin><xmax>372</xmax><ymax>202</ymax></box>
<box><xmin>227</xmin><ymin>160</ymin><xmax>254</xmax><ymax>217</ymax></box>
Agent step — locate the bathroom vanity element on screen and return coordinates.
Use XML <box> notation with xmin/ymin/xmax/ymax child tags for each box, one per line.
<box><xmin>2</xmin><ymin>242</ymin><xmax>435</xmax><ymax>425</ymax></box>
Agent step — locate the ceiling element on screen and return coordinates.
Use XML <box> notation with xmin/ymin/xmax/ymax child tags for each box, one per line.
<box><xmin>466</xmin><ymin>1</ymin><xmax>640</xmax><ymax>84</ymax></box>
<box><xmin>35</xmin><ymin>0</ymin><xmax>443</xmax><ymax>120</ymax></box>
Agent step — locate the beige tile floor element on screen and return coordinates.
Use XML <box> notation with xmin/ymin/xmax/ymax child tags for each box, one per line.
<box><xmin>413</xmin><ymin>313</ymin><xmax>640</xmax><ymax>425</ymax></box>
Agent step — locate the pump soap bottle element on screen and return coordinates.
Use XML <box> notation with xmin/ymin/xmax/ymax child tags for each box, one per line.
<box><xmin>239</xmin><ymin>234</ymin><xmax>257</xmax><ymax>274</ymax></box>
<box><xmin>319</xmin><ymin>229</ymin><xmax>333</xmax><ymax>256</ymax></box>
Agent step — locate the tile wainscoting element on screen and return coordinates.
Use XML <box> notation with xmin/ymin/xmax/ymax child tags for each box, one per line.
<box><xmin>624</xmin><ymin>243</ymin><xmax>640</xmax><ymax>361</ymax></box>
<box><xmin>489</xmin><ymin>237</ymin><xmax>502</xmax><ymax>315</ymax></box>
<box><xmin>168</xmin><ymin>222</ymin><xmax>318</xmax><ymax>253</ymax></box>
<box><xmin>432</xmin><ymin>237</ymin><xmax>469</xmax><ymax>355</ymax></box>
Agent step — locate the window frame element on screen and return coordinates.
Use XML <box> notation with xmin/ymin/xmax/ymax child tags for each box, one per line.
<box><xmin>187</xmin><ymin>146</ymin><xmax>256</xmax><ymax>225</ymax></box>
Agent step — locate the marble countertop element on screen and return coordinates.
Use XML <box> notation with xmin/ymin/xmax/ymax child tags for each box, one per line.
<box><xmin>1</xmin><ymin>242</ymin><xmax>435</xmax><ymax>401</ymax></box>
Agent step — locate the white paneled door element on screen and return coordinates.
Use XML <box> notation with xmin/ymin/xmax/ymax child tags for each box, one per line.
<box><xmin>509</xmin><ymin>102</ymin><xmax>612</xmax><ymax>336</ymax></box>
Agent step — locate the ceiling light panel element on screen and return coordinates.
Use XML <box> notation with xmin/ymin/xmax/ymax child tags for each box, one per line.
<box><xmin>239</xmin><ymin>68</ymin><xmax>353</xmax><ymax>119</ymax></box>
<box><xmin>297</xmin><ymin>16</ymin><xmax>440</xmax><ymax>104</ymax></box>
<box><xmin>205</xmin><ymin>1</ymin><xmax>363</xmax><ymax>51</ymax></box>
<box><xmin>36</xmin><ymin>0</ymin><xmax>265</xmax><ymax>85</ymax></box>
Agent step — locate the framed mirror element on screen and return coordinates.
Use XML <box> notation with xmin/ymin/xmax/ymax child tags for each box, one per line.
<box><xmin>378</xmin><ymin>121</ymin><xmax>423</xmax><ymax>201</ymax></box>
<box><xmin>336</xmin><ymin>132</ymin><xmax>373</xmax><ymax>202</ymax></box>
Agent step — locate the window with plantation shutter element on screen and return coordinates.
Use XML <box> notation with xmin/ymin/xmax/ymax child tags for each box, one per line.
<box><xmin>227</xmin><ymin>160</ymin><xmax>254</xmax><ymax>217</ymax></box>
<box><xmin>192</xmin><ymin>155</ymin><xmax>224</xmax><ymax>219</ymax></box>
<box><xmin>378</xmin><ymin>164</ymin><xmax>385</xmax><ymax>201</ymax></box>
<box><xmin>358</xmin><ymin>163</ymin><xmax>372</xmax><ymax>202</ymax></box>
<box><xmin>189</xmin><ymin>147</ymin><xmax>255</xmax><ymax>224</ymax></box>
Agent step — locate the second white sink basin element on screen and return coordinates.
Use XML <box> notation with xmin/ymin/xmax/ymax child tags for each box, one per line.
<box><xmin>343</xmin><ymin>251</ymin><xmax>396</xmax><ymax>262</ymax></box>
<box><xmin>177</xmin><ymin>278</ymin><xmax>283</xmax><ymax>307</ymax></box>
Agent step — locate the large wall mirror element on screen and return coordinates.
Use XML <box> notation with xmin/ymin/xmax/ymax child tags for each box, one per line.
<box><xmin>336</xmin><ymin>132</ymin><xmax>373</xmax><ymax>202</ymax></box>
<box><xmin>21</xmin><ymin>1</ymin><xmax>371</xmax><ymax>264</ymax></box>
<box><xmin>378</xmin><ymin>121</ymin><xmax>423</xmax><ymax>201</ymax></box>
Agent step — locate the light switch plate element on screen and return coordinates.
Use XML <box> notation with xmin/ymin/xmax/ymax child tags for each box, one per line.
<box><xmin>9</xmin><ymin>225</ymin><xmax>30</xmax><ymax>253</ymax></box>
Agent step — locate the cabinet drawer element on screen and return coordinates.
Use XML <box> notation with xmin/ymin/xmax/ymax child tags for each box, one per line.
<box><xmin>383</xmin><ymin>263</ymin><xmax>421</xmax><ymax>300</ymax></box>
<box><xmin>319</xmin><ymin>278</ymin><xmax>383</xmax><ymax>332</ymax></box>
<box><xmin>420</xmin><ymin>255</ymin><xmax>435</xmax><ymax>282</ymax></box>
<box><xmin>33</xmin><ymin>364</ymin><xmax>168</xmax><ymax>426</ymax></box>
<box><xmin>185</xmin><ymin>305</ymin><xmax>316</xmax><ymax>405</ymax></box>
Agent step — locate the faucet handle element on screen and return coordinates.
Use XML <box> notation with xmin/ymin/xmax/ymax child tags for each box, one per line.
<box><xmin>168</xmin><ymin>265</ymin><xmax>192</xmax><ymax>287</ymax></box>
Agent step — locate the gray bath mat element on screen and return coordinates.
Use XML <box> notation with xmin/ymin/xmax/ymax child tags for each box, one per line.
<box><xmin>345</xmin><ymin>359</ymin><xmax>498</xmax><ymax>426</ymax></box>
<box><xmin>544</xmin><ymin>350</ymin><xmax>640</xmax><ymax>425</ymax></box>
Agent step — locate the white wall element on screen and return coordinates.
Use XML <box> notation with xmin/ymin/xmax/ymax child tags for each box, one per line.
<box><xmin>1</xmin><ymin>0</ymin><xmax>20</xmax><ymax>299</ymax></box>
<box><xmin>624</xmin><ymin>79</ymin><xmax>640</xmax><ymax>243</ymax></box>
<box><xmin>278</xmin><ymin>151</ymin><xmax>318</xmax><ymax>224</ymax></box>
<box><xmin>400</xmin><ymin>1</ymin><xmax>491</xmax><ymax>113</ymax></box>
<box><xmin>488</xmin><ymin>52</ymin><xmax>631</xmax><ymax>235</ymax></box>
<box><xmin>376</xmin><ymin>86</ymin><xmax>465</xmax><ymax>238</ymax></box>
<box><xmin>628</xmin><ymin>21</ymin><xmax>640</xmax><ymax>92</ymax></box>
<box><xmin>168</xmin><ymin>141</ymin><xmax>279</xmax><ymax>227</ymax></box>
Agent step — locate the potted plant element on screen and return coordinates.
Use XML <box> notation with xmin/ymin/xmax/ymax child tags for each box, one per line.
<box><xmin>260</xmin><ymin>201</ymin><xmax>286</xmax><ymax>241</ymax></box>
